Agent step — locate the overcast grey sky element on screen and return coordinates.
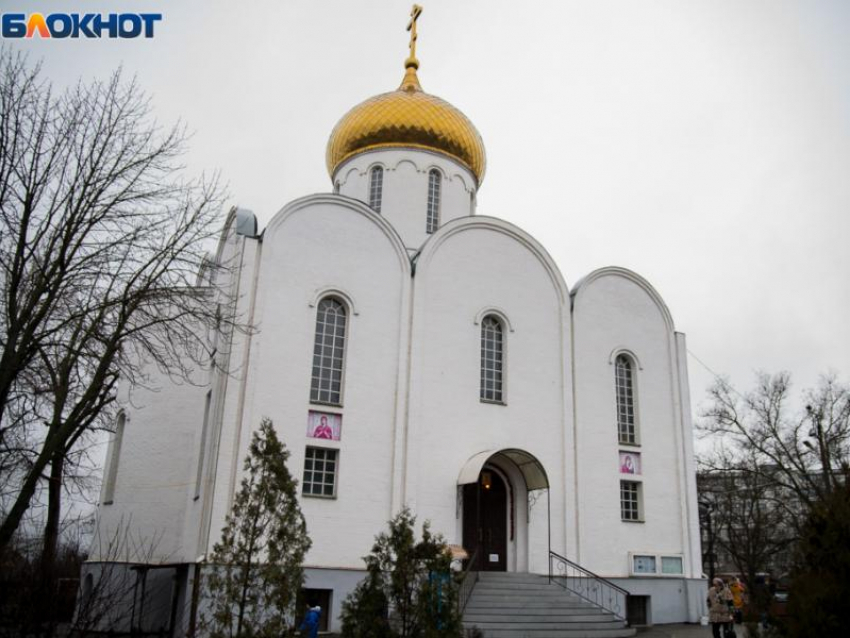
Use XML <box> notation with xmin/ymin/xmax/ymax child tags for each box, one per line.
<box><xmin>9</xmin><ymin>0</ymin><xmax>849</xmax><ymax>418</ymax></box>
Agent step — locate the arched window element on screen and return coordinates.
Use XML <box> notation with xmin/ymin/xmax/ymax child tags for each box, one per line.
<box><xmin>103</xmin><ymin>412</ymin><xmax>125</xmax><ymax>504</ymax></box>
<box><xmin>615</xmin><ymin>354</ymin><xmax>637</xmax><ymax>444</ymax></box>
<box><xmin>426</xmin><ymin>169</ymin><xmax>441</xmax><ymax>233</ymax></box>
<box><xmin>480</xmin><ymin>316</ymin><xmax>504</xmax><ymax>403</ymax></box>
<box><xmin>369</xmin><ymin>166</ymin><xmax>383</xmax><ymax>213</ymax></box>
<box><xmin>311</xmin><ymin>297</ymin><xmax>348</xmax><ymax>405</ymax></box>
<box><xmin>81</xmin><ymin>573</ymin><xmax>94</xmax><ymax>611</ymax></box>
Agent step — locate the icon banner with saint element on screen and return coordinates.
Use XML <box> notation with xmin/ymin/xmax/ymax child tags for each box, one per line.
<box><xmin>307</xmin><ymin>411</ymin><xmax>341</xmax><ymax>441</ymax></box>
<box><xmin>619</xmin><ymin>451</ymin><xmax>641</xmax><ymax>475</ymax></box>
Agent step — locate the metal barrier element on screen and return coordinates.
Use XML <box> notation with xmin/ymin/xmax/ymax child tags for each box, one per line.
<box><xmin>457</xmin><ymin>548</ymin><xmax>480</xmax><ymax>613</ymax></box>
<box><xmin>549</xmin><ymin>550</ymin><xmax>629</xmax><ymax>622</ymax></box>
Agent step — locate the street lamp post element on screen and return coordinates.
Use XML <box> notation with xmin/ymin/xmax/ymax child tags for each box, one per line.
<box><xmin>699</xmin><ymin>499</ymin><xmax>717</xmax><ymax>581</ymax></box>
<box><xmin>805</xmin><ymin>404</ymin><xmax>833</xmax><ymax>494</ymax></box>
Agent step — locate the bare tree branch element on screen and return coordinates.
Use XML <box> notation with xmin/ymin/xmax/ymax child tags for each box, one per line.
<box><xmin>0</xmin><ymin>48</ymin><xmax>241</xmax><ymax>564</ymax></box>
<box><xmin>698</xmin><ymin>370</ymin><xmax>850</xmax><ymax>613</ymax></box>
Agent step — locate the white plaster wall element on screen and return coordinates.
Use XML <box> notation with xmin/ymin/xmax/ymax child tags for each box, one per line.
<box><xmin>675</xmin><ymin>332</ymin><xmax>704</xmax><ymax>580</ymax></box>
<box><xmin>334</xmin><ymin>149</ymin><xmax>476</xmax><ymax>250</ymax></box>
<box><xmin>208</xmin><ymin>195</ymin><xmax>411</xmax><ymax>570</ymax></box>
<box><xmin>90</xmin><ymin>189</ymin><xmax>702</xmax><ymax>626</ymax></box>
<box><xmin>197</xmin><ymin>228</ymin><xmax>263</xmax><ymax>560</ymax></box>
<box><xmin>406</xmin><ymin>216</ymin><xmax>571</xmax><ymax>575</ymax></box>
<box><xmin>93</xmin><ymin>208</ymin><xmax>262</xmax><ymax>565</ymax></box>
<box><xmin>94</xmin><ymin>367</ymin><xmax>206</xmax><ymax>563</ymax></box>
<box><xmin>608</xmin><ymin>577</ymin><xmax>706</xmax><ymax>624</ymax></box>
<box><xmin>571</xmin><ymin>269</ymin><xmax>693</xmax><ymax>578</ymax></box>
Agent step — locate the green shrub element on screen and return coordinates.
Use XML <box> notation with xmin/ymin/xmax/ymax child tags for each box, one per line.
<box><xmin>341</xmin><ymin>509</ymin><xmax>461</xmax><ymax>638</ymax></box>
<box><xmin>784</xmin><ymin>479</ymin><xmax>850</xmax><ymax>638</ymax></box>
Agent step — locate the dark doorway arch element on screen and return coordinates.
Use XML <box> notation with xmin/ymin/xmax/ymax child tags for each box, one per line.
<box><xmin>458</xmin><ymin>448</ymin><xmax>550</xmax><ymax>572</ymax></box>
<box><xmin>462</xmin><ymin>468</ymin><xmax>509</xmax><ymax>571</ymax></box>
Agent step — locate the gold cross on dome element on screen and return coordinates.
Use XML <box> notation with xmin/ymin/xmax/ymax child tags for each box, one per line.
<box><xmin>406</xmin><ymin>5</ymin><xmax>423</xmax><ymax>66</ymax></box>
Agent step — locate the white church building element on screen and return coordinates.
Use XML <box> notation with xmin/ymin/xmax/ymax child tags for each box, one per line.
<box><xmin>89</xmin><ymin>12</ymin><xmax>705</xmax><ymax>634</ymax></box>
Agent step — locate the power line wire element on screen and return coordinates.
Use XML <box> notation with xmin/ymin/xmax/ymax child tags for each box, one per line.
<box><xmin>687</xmin><ymin>348</ymin><xmax>744</xmax><ymax>398</ymax></box>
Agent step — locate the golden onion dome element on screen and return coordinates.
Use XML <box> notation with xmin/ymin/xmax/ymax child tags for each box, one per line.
<box><xmin>326</xmin><ymin>62</ymin><xmax>487</xmax><ymax>185</ymax></box>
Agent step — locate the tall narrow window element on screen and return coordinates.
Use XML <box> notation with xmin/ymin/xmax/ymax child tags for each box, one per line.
<box><xmin>426</xmin><ymin>169</ymin><xmax>441</xmax><ymax>233</ymax></box>
<box><xmin>615</xmin><ymin>354</ymin><xmax>637</xmax><ymax>444</ymax></box>
<box><xmin>303</xmin><ymin>447</ymin><xmax>339</xmax><ymax>497</ymax></box>
<box><xmin>81</xmin><ymin>574</ymin><xmax>94</xmax><ymax>610</ymax></box>
<box><xmin>103</xmin><ymin>412</ymin><xmax>125</xmax><ymax>504</ymax></box>
<box><xmin>480</xmin><ymin>316</ymin><xmax>504</xmax><ymax>403</ymax></box>
<box><xmin>369</xmin><ymin>166</ymin><xmax>383</xmax><ymax>213</ymax></box>
<box><xmin>194</xmin><ymin>390</ymin><xmax>212</xmax><ymax>499</ymax></box>
<box><xmin>310</xmin><ymin>297</ymin><xmax>347</xmax><ymax>405</ymax></box>
<box><xmin>620</xmin><ymin>480</ymin><xmax>642</xmax><ymax>521</ymax></box>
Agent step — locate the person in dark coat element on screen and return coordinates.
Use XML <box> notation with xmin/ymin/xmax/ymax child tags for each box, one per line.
<box><xmin>299</xmin><ymin>605</ymin><xmax>322</xmax><ymax>638</ymax></box>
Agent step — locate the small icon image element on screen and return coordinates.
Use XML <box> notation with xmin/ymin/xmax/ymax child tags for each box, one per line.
<box><xmin>307</xmin><ymin>411</ymin><xmax>341</xmax><ymax>441</ymax></box>
<box><xmin>619</xmin><ymin>451</ymin><xmax>641</xmax><ymax>475</ymax></box>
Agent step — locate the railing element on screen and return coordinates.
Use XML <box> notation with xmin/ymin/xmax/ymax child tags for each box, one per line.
<box><xmin>457</xmin><ymin>548</ymin><xmax>480</xmax><ymax>613</ymax></box>
<box><xmin>549</xmin><ymin>551</ymin><xmax>629</xmax><ymax>622</ymax></box>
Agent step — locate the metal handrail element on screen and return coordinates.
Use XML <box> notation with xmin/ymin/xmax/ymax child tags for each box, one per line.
<box><xmin>549</xmin><ymin>551</ymin><xmax>629</xmax><ymax>622</ymax></box>
<box><xmin>458</xmin><ymin>548</ymin><xmax>480</xmax><ymax>613</ymax></box>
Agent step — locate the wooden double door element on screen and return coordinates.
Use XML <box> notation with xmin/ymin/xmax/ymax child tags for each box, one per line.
<box><xmin>462</xmin><ymin>469</ymin><xmax>508</xmax><ymax>571</ymax></box>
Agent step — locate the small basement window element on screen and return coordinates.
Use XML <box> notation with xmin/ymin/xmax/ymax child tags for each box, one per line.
<box><xmin>632</xmin><ymin>555</ymin><xmax>656</xmax><ymax>574</ymax></box>
<box><xmin>661</xmin><ymin>556</ymin><xmax>684</xmax><ymax>575</ymax></box>
<box><xmin>630</xmin><ymin>553</ymin><xmax>685</xmax><ymax>577</ymax></box>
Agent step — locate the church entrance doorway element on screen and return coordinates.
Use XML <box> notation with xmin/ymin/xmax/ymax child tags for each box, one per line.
<box><xmin>462</xmin><ymin>468</ymin><xmax>508</xmax><ymax>571</ymax></box>
<box><xmin>458</xmin><ymin>448</ymin><xmax>550</xmax><ymax>573</ymax></box>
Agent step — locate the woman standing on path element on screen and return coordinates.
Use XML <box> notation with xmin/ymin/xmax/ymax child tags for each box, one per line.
<box><xmin>729</xmin><ymin>577</ymin><xmax>746</xmax><ymax>624</ymax></box>
<box><xmin>707</xmin><ymin>577</ymin><xmax>734</xmax><ymax>638</ymax></box>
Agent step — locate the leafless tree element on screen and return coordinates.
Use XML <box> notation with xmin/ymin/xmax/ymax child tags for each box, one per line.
<box><xmin>698</xmin><ymin>457</ymin><xmax>795</xmax><ymax>613</ymax></box>
<box><xmin>0</xmin><ymin>513</ymin><xmax>100</xmax><ymax>637</ymax></box>
<box><xmin>0</xmin><ymin>46</ymin><xmax>234</xmax><ymax>573</ymax></box>
<box><xmin>0</xmin><ymin>513</ymin><xmax>175</xmax><ymax>637</ymax></box>
<box><xmin>70</xmin><ymin>518</ymin><xmax>171</xmax><ymax>637</ymax></box>
<box><xmin>700</xmin><ymin>372</ymin><xmax>850</xmax><ymax>519</ymax></box>
<box><xmin>698</xmin><ymin>372</ymin><xmax>850</xmax><ymax>614</ymax></box>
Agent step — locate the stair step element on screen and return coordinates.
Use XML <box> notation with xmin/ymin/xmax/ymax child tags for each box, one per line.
<box><xmin>471</xmin><ymin>586</ymin><xmax>582</xmax><ymax>595</ymax></box>
<box><xmin>465</xmin><ymin>602</ymin><xmax>605</xmax><ymax>610</ymax></box>
<box><xmin>469</xmin><ymin>593</ymin><xmax>589</xmax><ymax>603</ymax></box>
<box><xmin>464</xmin><ymin>620</ymin><xmax>623</xmax><ymax>632</ymax></box>
<box><xmin>466</xmin><ymin>602</ymin><xmax>601</xmax><ymax>611</ymax></box>
<box><xmin>461</xmin><ymin>630</ymin><xmax>636</xmax><ymax>638</ymax></box>
<box><xmin>464</xmin><ymin>613</ymin><xmax>617</xmax><ymax>623</ymax></box>
<box><xmin>462</xmin><ymin>572</ymin><xmax>632</xmax><ymax>638</ymax></box>
<box><xmin>479</xmin><ymin>573</ymin><xmax>551</xmax><ymax>581</ymax></box>
<box><xmin>475</xmin><ymin>580</ymin><xmax>566</xmax><ymax>592</ymax></box>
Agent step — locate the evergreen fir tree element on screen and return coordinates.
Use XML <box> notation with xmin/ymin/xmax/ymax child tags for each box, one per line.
<box><xmin>340</xmin><ymin>561</ymin><xmax>392</xmax><ymax>638</ymax></box>
<box><xmin>201</xmin><ymin>418</ymin><xmax>310</xmax><ymax>638</ymax></box>
<box><xmin>784</xmin><ymin>476</ymin><xmax>850</xmax><ymax>637</ymax></box>
<box><xmin>341</xmin><ymin>509</ymin><xmax>461</xmax><ymax>638</ymax></box>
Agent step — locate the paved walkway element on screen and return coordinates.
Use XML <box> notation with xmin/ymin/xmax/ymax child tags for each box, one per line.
<box><xmin>638</xmin><ymin>623</ymin><xmax>752</xmax><ymax>637</ymax></box>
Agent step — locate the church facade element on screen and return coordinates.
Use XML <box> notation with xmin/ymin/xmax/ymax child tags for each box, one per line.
<box><xmin>89</xmin><ymin>16</ymin><xmax>704</xmax><ymax>633</ymax></box>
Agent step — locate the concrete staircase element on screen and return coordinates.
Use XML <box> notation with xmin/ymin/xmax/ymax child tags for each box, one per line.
<box><xmin>462</xmin><ymin>572</ymin><xmax>636</xmax><ymax>638</ymax></box>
